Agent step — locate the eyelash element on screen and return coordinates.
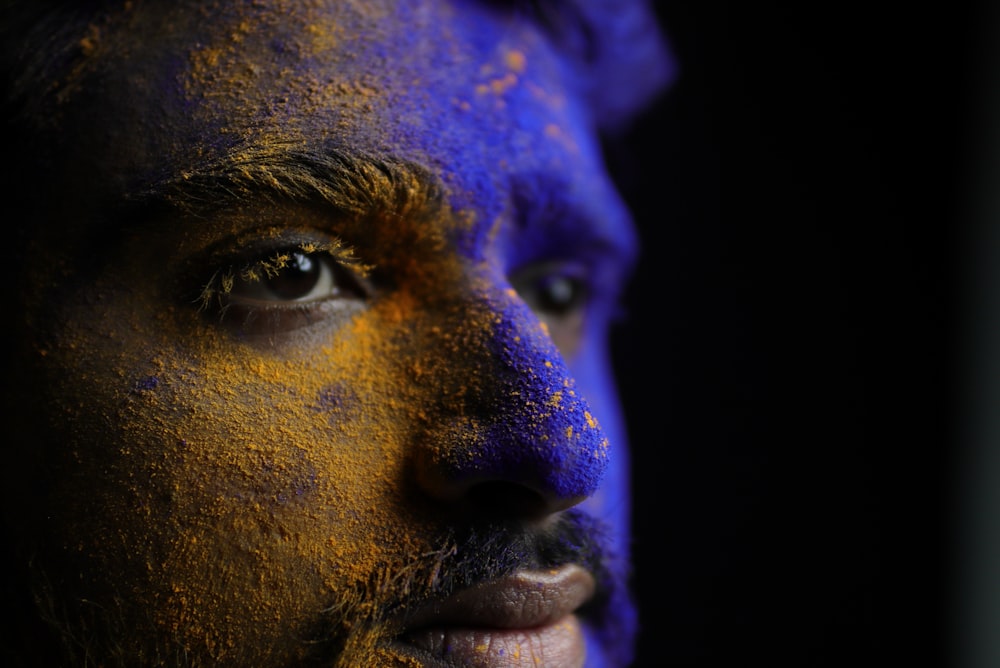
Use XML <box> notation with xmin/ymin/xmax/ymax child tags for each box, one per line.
<box><xmin>195</xmin><ymin>238</ymin><xmax>372</xmax><ymax>333</ymax></box>
<box><xmin>508</xmin><ymin>260</ymin><xmax>597</xmax><ymax>359</ymax></box>
<box><xmin>188</xmin><ymin>230</ymin><xmax>607</xmax><ymax>351</ymax></box>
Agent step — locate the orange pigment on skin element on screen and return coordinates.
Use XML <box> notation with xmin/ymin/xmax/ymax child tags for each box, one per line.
<box><xmin>36</xmin><ymin>184</ymin><xmax>526</xmax><ymax>664</ymax></box>
<box><xmin>14</xmin><ymin>1</ymin><xmax>613</xmax><ymax>664</ymax></box>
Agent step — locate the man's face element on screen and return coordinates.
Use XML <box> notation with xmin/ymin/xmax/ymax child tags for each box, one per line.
<box><xmin>8</xmin><ymin>1</ymin><xmax>662</xmax><ymax>665</ymax></box>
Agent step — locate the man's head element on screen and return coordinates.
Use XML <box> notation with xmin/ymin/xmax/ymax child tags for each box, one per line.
<box><xmin>0</xmin><ymin>1</ymin><xmax>672</xmax><ymax>665</ymax></box>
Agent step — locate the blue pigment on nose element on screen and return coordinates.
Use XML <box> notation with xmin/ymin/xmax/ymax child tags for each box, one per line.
<box><xmin>458</xmin><ymin>293</ymin><xmax>609</xmax><ymax>500</ymax></box>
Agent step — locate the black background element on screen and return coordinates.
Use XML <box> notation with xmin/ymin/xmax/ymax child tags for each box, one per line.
<box><xmin>609</xmin><ymin>2</ymin><xmax>975</xmax><ymax>665</ymax></box>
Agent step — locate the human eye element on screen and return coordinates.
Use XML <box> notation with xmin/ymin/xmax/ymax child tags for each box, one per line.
<box><xmin>196</xmin><ymin>235</ymin><xmax>373</xmax><ymax>337</ymax></box>
<box><xmin>509</xmin><ymin>260</ymin><xmax>590</xmax><ymax>358</ymax></box>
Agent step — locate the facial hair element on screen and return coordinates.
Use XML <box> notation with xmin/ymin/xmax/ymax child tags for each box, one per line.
<box><xmin>17</xmin><ymin>509</ymin><xmax>631</xmax><ymax>667</ymax></box>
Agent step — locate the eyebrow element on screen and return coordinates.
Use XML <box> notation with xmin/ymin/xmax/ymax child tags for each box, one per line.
<box><xmin>110</xmin><ymin>143</ymin><xmax>637</xmax><ymax>281</ymax></box>
<box><xmin>124</xmin><ymin>144</ymin><xmax>447</xmax><ymax>225</ymax></box>
<box><xmin>507</xmin><ymin>166</ymin><xmax>639</xmax><ymax>271</ymax></box>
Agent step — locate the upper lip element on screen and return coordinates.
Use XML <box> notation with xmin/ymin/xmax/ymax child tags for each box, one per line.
<box><xmin>397</xmin><ymin>564</ymin><xmax>596</xmax><ymax>632</ymax></box>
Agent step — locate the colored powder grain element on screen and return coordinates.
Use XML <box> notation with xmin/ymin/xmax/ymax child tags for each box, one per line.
<box><xmin>504</xmin><ymin>49</ymin><xmax>526</xmax><ymax>73</ymax></box>
<box><xmin>78</xmin><ymin>23</ymin><xmax>101</xmax><ymax>57</ymax></box>
<box><xmin>132</xmin><ymin>375</ymin><xmax>160</xmax><ymax>392</ymax></box>
<box><xmin>489</xmin><ymin>72</ymin><xmax>518</xmax><ymax>95</ymax></box>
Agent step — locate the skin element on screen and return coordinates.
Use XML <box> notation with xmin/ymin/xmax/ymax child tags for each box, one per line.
<box><xmin>0</xmin><ymin>1</ymin><xmax>672</xmax><ymax>665</ymax></box>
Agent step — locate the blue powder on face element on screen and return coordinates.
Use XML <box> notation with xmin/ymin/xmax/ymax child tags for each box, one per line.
<box><xmin>492</xmin><ymin>304</ymin><xmax>608</xmax><ymax>496</ymax></box>
<box><xmin>433</xmin><ymin>287</ymin><xmax>609</xmax><ymax>502</ymax></box>
<box><xmin>132</xmin><ymin>375</ymin><xmax>160</xmax><ymax>392</ymax></box>
<box><xmin>315</xmin><ymin>385</ymin><xmax>346</xmax><ymax>410</ymax></box>
<box><xmin>311</xmin><ymin>384</ymin><xmax>361</xmax><ymax>420</ymax></box>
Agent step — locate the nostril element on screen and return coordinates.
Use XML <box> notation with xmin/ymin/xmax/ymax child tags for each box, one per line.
<box><xmin>465</xmin><ymin>480</ymin><xmax>586</xmax><ymax>520</ymax></box>
<box><xmin>467</xmin><ymin>480</ymin><xmax>550</xmax><ymax>520</ymax></box>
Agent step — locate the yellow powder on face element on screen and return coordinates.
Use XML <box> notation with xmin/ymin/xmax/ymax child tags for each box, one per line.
<box><xmin>175</xmin><ymin>1</ymin><xmax>393</xmax><ymax>154</ymax></box>
<box><xmin>34</xmin><ymin>205</ymin><xmax>486</xmax><ymax>663</ymax></box>
<box><xmin>485</xmin><ymin>72</ymin><xmax>519</xmax><ymax>96</ymax></box>
<box><xmin>22</xmin><ymin>1</ymin><xmax>607</xmax><ymax>662</ymax></box>
<box><xmin>109</xmin><ymin>323</ymin><xmax>433</xmax><ymax>661</ymax></box>
<box><xmin>46</xmin><ymin>5</ymin><xmax>136</xmax><ymax>109</ymax></box>
<box><xmin>78</xmin><ymin>23</ymin><xmax>102</xmax><ymax>57</ymax></box>
<box><xmin>504</xmin><ymin>49</ymin><xmax>527</xmax><ymax>73</ymax></box>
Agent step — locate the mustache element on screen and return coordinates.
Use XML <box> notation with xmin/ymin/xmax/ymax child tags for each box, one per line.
<box><xmin>306</xmin><ymin>509</ymin><xmax>631</xmax><ymax>662</ymax></box>
<box><xmin>400</xmin><ymin>508</ymin><xmax>617</xmax><ymax>607</ymax></box>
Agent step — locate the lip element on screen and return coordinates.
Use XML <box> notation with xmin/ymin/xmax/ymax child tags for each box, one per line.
<box><xmin>390</xmin><ymin>564</ymin><xmax>595</xmax><ymax>667</ymax></box>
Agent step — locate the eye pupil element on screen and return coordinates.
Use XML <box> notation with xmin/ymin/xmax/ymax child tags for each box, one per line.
<box><xmin>538</xmin><ymin>275</ymin><xmax>578</xmax><ymax>313</ymax></box>
<box><xmin>266</xmin><ymin>252</ymin><xmax>322</xmax><ymax>300</ymax></box>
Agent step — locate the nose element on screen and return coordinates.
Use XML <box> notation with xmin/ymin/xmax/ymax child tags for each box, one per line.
<box><xmin>412</xmin><ymin>283</ymin><xmax>610</xmax><ymax>520</ymax></box>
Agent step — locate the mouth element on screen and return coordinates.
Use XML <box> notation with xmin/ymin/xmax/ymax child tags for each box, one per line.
<box><xmin>388</xmin><ymin>564</ymin><xmax>595</xmax><ymax>667</ymax></box>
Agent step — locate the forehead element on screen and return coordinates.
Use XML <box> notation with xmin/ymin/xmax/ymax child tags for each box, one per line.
<box><xmin>137</xmin><ymin>0</ymin><xmax>587</xmax><ymax>214</ymax></box>
<box><xmin>15</xmin><ymin>0</ymin><xmax>670</xmax><ymax>267</ymax></box>
<box><xmin>121</xmin><ymin>1</ymin><xmax>563</xmax><ymax>144</ymax></box>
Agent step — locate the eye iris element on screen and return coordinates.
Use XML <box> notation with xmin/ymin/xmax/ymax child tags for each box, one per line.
<box><xmin>538</xmin><ymin>275</ymin><xmax>578</xmax><ymax>314</ymax></box>
<box><xmin>267</xmin><ymin>252</ymin><xmax>322</xmax><ymax>300</ymax></box>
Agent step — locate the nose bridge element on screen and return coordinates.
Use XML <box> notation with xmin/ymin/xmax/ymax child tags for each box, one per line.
<box><xmin>415</xmin><ymin>278</ymin><xmax>609</xmax><ymax>506</ymax></box>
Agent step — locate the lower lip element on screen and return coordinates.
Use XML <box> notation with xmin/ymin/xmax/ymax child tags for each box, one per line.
<box><xmin>396</xmin><ymin>613</ymin><xmax>586</xmax><ymax>667</ymax></box>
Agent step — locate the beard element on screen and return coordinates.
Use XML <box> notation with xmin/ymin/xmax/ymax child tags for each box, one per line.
<box><xmin>11</xmin><ymin>509</ymin><xmax>634</xmax><ymax>667</ymax></box>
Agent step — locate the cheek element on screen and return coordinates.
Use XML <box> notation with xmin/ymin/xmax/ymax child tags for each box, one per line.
<box><xmin>36</xmin><ymin>297</ymin><xmax>435</xmax><ymax>656</ymax></box>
